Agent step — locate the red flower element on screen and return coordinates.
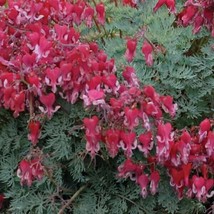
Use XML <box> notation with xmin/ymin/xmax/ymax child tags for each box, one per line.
<box><xmin>191</xmin><ymin>176</ymin><xmax>213</xmax><ymax>202</ymax></box>
<box><xmin>39</xmin><ymin>93</ymin><xmax>60</xmax><ymax>119</ymax></box>
<box><xmin>17</xmin><ymin>158</ymin><xmax>44</xmax><ymax>186</ymax></box>
<box><xmin>28</xmin><ymin>121</ymin><xmax>41</xmax><ymax>146</ymax></box>
<box><xmin>119</xmin><ymin>131</ymin><xmax>137</xmax><ymax>157</ymax></box>
<box><xmin>156</xmin><ymin>123</ymin><xmax>174</xmax><ymax>162</ymax></box>
<box><xmin>83</xmin><ymin>89</ymin><xmax>105</xmax><ymax>107</ymax></box>
<box><xmin>142</xmin><ymin>40</ymin><xmax>153</xmax><ymax>67</ymax></box>
<box><xmin>138</xmin><ymin>131</ymin><xmax>153</xmax><ymax>157</ymax></box>
<box><xmin>160</xmin><ymin>95</ymin><xmax>177</xmax><ymax>117</ymax></box>
<box><xmin>118</xmin><ymin>159</ymin><xmax>143</xmax><ymax>181</ymax></box>
<box><xmin>199</xmin><ymin>118</ymin><xmax>211</xmax><ymax>142</ymax></box>
<box><xmin>96</xmin><ymin>3</ymin><xmax>105</xmax><ymax>25</ymax></box>
<box><xmin>10</xmin><ymin>91</ymin><xmax>25</xmax><ymax>118</ymax></box>
<box><xmin>45</xmin><ymin>67</ymin><xmax>62</xmax><ymax>93</ymax></box>
<box><xmin>83</xmin><ymin>116</ymin><xmax>101</xmax><ymax>158</ymax></box>
<box><xmin>83</xmin><ymin>6</ymin><xmax>94</xmax><ymax>28</ymax></box>
<box><xmin>124</xmin><ymin>107</ymin><xmax>139</xmax><ymax>130</ymax></box>
<box><xmin>0</xmin><ymin>194</ymin><xmax>4</xmax><ymax>209</ymax></box>
<box><xmin>137</xmin><ymin>174</ymin><xmax>149</xmax><ymax>198</ymax></box>
<box><xmin>122</xmin><ymin>66</ymin><xmax>139</xmax><ymax>87</ymax></box>
<box><xmin>125</xmin><ymin>38</ymin><xmax>137</xmax><ymax>63</ymax></box>
<box><xmin>205</xmin><ymin>131</ymin><xmax>214</xmax><ymax>156</ymax></box>
<box><xmin>153</xmin><ymin>0</ymin><xmax>176</xmax><ymax>14</ymax></box>
<box><xmin>104</xmin><ymin>129</ymin><xmax>120</xmax><ymax>158</ymax></box>
<box><xmin>150</xmin><ymin>170</ymin><xmax>160</xmax><ymax>195</ymax></box>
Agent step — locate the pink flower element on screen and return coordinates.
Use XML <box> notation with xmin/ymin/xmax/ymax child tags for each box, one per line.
<box><xmin>104</xmin><ymin>129</ymin><xmax>120</xmax><ymax>158</ymax></box>
<box><xmin>150</xmin><ymin>170</ymin><xmax>160</xmax><ymax>195</ymax></box>
<box><xmin>82</xmin><ymin>89</ymin><xmax>105</xmax><ymax>106</ymax></box>
<box><xmin>153</xmin><ymin>0</ymin><xmax>176</xmax><ymax>14</ymax></box>
<box><xmin>137</xmin><ymin>174</ymin><xmax>149</xmax><ymax>198</ymax></box>
<box><xmin>83</xmin><ymin>116</ymin><xmax>101</xmax><ymax>158</ymax></box>
<box><xmin>191</xmin><ymin>176</ymin><xmax>213</xmax><ymax>202</ymax></box>
<box><xmin>125</xmin><ymin>38</ymin><xmax>137</xmax><ymax>63</ymax></box>
<box><xmin>45</xmin><ymin>67</ymin><xmax>62</xmax><ymax>93</ymax></box>
<box><xmin>124</xmin><ymin>107</ymin><xmax>139</xmax><ymax>130</ymax></box>
<box><xmin>205</xmin><ymin>131</ymin><xmax>214</xmax><ymax>157</ymax></box>
<box><xmin>199</xmin><ymin>118</ymin><xmax>211</xmax><ymax>142</ymax></box>
<box><xmin>182</xmin><ymin>163</ymin><xmax>192</xmax><ymax>187</ymax></box>
<box><xmin>122</xmin><ymin>66</ymin><xmax>139</xmax><ymax>87</ymax></box>
<box><xmin>156</xmin><ymin>123</ymin><xmax>174</xmax><ymax>162</ymax></box>
<box><xmin>96</xmin><ymin>3</ymin><xmax>105</xmax><ymax>25</ymax></box>
<box><xmin>10</xmin><ymin>91</ymin><xmax>25</xmax><ymax>118</ymax></box>
<box><xmin>39</xmin><ymin>93</ymin><xmax>60</xmax><ymax>119</ymax></box>
<box><xmin>118</xmin><ymin>159</ymin><xmax>143</xmax><ymax>181</ymax></box>
<box><xmin>28</xmin><ymin>121</ymin><xmax>41</xmax><ymax>146</ymax></box>
<box><xmin>160</xmin><ymin>95</ymin><xmax>177</xmax><ymax>117</ymax></box>
<box><xmin>142</xmin><ymin>40</ymin><xmax>153</xmax><ymax>67</ymax></box>
<box><xmin>83</xmin><ymin>6</ymin><xmax>94</xmax><ymax>28</ymax></box>
<box><xmin>17</xmin><ymin>158</ymin><xmax>44</xmax><ymax>187</ymax></box>
<box><xmin>119</xmin><ymin>131</ymin><xmax>137</xmax><ymax>157</ymax></box>
<box><xmin>138</xmin><ymin>131</ymin><xmax>153</xmax><ymax>157</ymax></box>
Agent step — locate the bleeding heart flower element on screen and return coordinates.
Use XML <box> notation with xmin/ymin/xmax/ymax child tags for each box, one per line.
<box><xmin>125</xmin><ymin>38</ymin><xmax>137</xmax><ymax>63</ymax></box>
<box><xmin>124</xmin><ymin>107</ymin><xmax>139</xmax><ymax>130</ymax></box>
<box><xmin>153</xmin><ymin>0</ymin><xmax>176</xmax><ymax>14</ymax></box>
<box><xmin>199</xmin><ymin>118</ymin><xmax>211</xmax><ymax>142</ymax></box>
<box><xmin>83</xmin><ymin>116</ymin><xmax>101</xmax><ymax>158</ymax></box>
<box><xmin>17</xmin><ymin>158</ymin><xmax>44</xmax><ymax>187</ymax></box>
<box><xmin>150</xmin><ymin>170</ymin><xmax>160</xmax><ymax>195</ymax></box>
<box><xmin>118</xmin><ymin>159</ymin><xmax>143</xmax><ymax>181</ymax></box>
<box><xmin>122</xmin><ymin>66</ymin><xmax>139</xmax><ymax>87</ymax></box>
<box><xmin>142</xmin><ymin>40</ymin><xmax>153</xmax><ymax>67</ymax></box>
<box><xmin>160</xmin><ymin>95</ymin><xmax>177</xmax><ymax>117</ymax></box>
<box><xmin>119</xmin><ymin>131</ymin><xmax>137</xmax><ymax>157</ymax></box>
<box><xmin>205</xmin><ymin>131</ymin><xmax>214</xmax><ymax>157</ymax></box>
<box><xmin>28</xmin><ymin>121</ymin><xmax>41</xmax><ymax>146</ymax></box>
<box><xmin>39</xmin><ymin>93</ymin><xmax>60</xmax><ymax>119</ymax></box>
<box><xmin>45</xmin><ymin>67</ymin><xmax>62</xmax><ymax>93</ymax></box>
<box><xmin>137</xmin><ymin>174</ymin><xmax>149</xmax><ymax>198</ymax></box>
<box><xmin>96</xmin><ymin>3</ymin><xmax>105</xmax><ymax>25</ymax></box>
<box><xmin>138</xmin><ymin>131</ymin><xmax>153</xmax><ymax>157</ymax></box>
<box><xmin>104</xmin><ymin>129</ymin><xmax>120</xmax><ymax>158</ymax></box>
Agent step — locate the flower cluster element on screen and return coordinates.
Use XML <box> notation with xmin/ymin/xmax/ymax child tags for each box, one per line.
<box><xmin>17</xmin><ymin>157</ymin><xmax>44</xmax><ymax>187</ymax></box>
<box><xmin>177</xmin><ymin>0</ymin><xmax>214</xmax><ymax>35</ymax></box>
<box><xmin>0</xmin><ymin>0</ymin><xmax>213</xmax><ymax>205</ymax></box>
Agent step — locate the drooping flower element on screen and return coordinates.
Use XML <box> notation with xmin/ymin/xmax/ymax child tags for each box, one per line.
<box><xmin>150</xmin><ymin>170</ymin><xmax>160</xmax><ymax>195</ymax></box>
<box><xmin>205</xmin><ymin>131</ymin><xmax>214</xmax><ymax>156</ymax></box>
<box><xmin>142</xmin><ymin>40</ymin><xmax>153</xmax><ymax>67</ymax></box>
<box><xmin>96</xmin><ymin>3</ymin><xmax>105</xmax><ymax>25</ymax></box>
<box><xmin>138</xmin><ymin>131</ymin><xmax>153</xmax><ymax>157</ymax></box>
<box><xmin>39</xmin><ymin>93</ymin><xmax>60</xmax><ymax>119</ymax></box>
<box><xmin>137</xmin><ymin>174</ymin><xmax>149</xmax><ymax>198</ymax></box>
<box><xmin>125</xmin><ymin>38</ymin><xmax>137</xmax><ymax>63</ymax></box>
<box><xmin>17</xmin><ymin>158</ymin><xmax>44</xmax><ymax>187</ymax></box>
<box><xmin>122</xmin><ymin>66</ymin><xmax>139</xmax><ymax>87</ymax></box>
<box><xmin>104</xmin><ymin>129</ymin><xmax>120</xmax><ymax>158</ymax></box>
<box><xmin>10</xmin><ymin>91</ymin><xmax>25</xmax><ymax>118</ymax></box>
<box><xmin>28</xmin><ymin>121</ymin><xmax>41</xmax><ymax>146</ymax></box>
<box><xmin>160</xmin><ymin>95</ymin><xmax>177</xmax><ymax>117</ymax></box>
<box><xmin>45</xmin><ymin>67</ymin><xmax>62</xmax><ymax>93</ymax></box>
<box><xmin>199</xmin><ymin>118</ymin><xmax>211</xmax><ymax>142</ymax></box>
<box><xmin>118</xmin><ymin>159</ymin><xmax>143</xmax><ymax>181</ymax></box>
<box><xmin>153</xmin><ymin>0</ymin><xmax>176</xmax><ymax>14</ymax></box>
<box><xmin>124</xmin><ymin>107</ymin><xmax>139</xmax><ymax>130</ymax></box>
<box><xmin>83</xmin><ymin>116</ymin><xmax>101</xmax><ymax>158</ymax></box>
<box><xmin>119</xmin><ymin>131</ymin><xmax>137</xmax><ymax>157</ymax></box>
<box><xmin>156</xmin><ymin>123</ymin><xmax>174</xmax><ymax>162</ymax></box>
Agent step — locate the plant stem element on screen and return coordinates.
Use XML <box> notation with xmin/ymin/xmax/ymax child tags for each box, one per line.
<box><xmin>58</xmin><ymin>184</ymin><xmax>88</xmax><ymax>214</ymax></box>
